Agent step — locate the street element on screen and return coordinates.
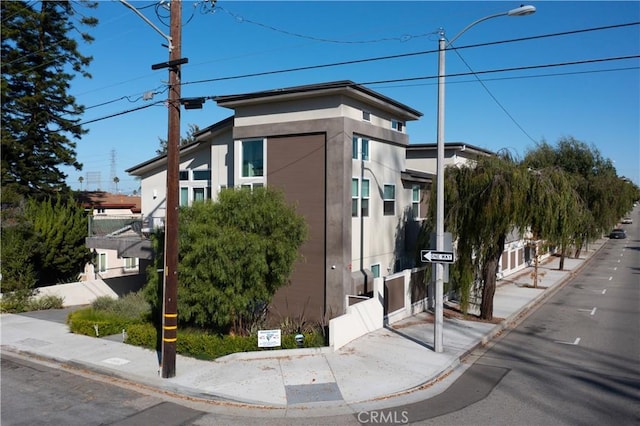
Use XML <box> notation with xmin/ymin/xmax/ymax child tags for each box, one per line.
<box><xmin>409</xmin><ymin>222</ymin><xmax>639</xmax><ymax>425</ymax></box>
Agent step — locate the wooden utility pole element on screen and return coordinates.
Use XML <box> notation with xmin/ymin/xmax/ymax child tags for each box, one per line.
<box><xmin>161</xmin><ymin>0</ymin><xmax>182</xmax><ymax>379</ymax></box>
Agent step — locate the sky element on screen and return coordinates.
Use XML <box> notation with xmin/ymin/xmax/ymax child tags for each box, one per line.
<box><xmin>62</xmin><ymin>1</ymin><xmax>640</xmax><ymax>194</ymax></box>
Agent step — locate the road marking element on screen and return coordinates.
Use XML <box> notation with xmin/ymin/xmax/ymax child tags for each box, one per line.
<box><xmin>602</xmin><ymin>289</ymin><xmax>607</xmax><ymax>295</ymax></box>
<box><xmin>609</xmin><ymin>276</ymin><xmax>613</xmax><ymax>281</ymax></box>
<box><xmin>590</xmin><ymin>307</ymin><xmax>597</xmax><ymax>316</ymax></box>
<box><xmin>578</xmin><ymin>307</ymin><xmax>597</xmax><ymax>315</ymax></box>
<box><xmin>555</xmin><ymin>337</ymin><xmax>581</xmax><ymax>346</ymax></box>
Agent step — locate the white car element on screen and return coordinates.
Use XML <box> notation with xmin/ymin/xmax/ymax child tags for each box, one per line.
<box><xmin>621</xmin><ymin>217</ymin><xmax>633</xmax><ymax>224</ymax></box>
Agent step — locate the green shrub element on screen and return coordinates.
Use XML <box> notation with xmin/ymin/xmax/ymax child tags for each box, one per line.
<box><xmin>125</xmin><ymin>323</ymin><xmax>157</xmax><ymax>349</ymax></box>
<box><xmin>91</xmin><ymin>293</ymin><xmax>150</xmax><ymax>321</ymax></box>
<box><xmin>67</xmin><ymin>308</ymin><xmax>143</xmax><ymax>337</ymax></box>
<box><xmin>29</xmin><ymin>295</ymin><xmax>64</xmax><ymax>311</ymax></box>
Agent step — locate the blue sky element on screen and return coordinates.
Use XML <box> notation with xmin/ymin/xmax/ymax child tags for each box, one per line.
<box><xmin>64</xmin><ymin>1</ymin><xmax>640</xmax><ymax>193</ymax></box>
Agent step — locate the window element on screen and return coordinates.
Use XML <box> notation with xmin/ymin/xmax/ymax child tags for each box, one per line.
<box><xmin>361</xmin><ymin>179</ymin><xmax>370</xmax><ymax>217</ymax></box>
<box><xmin>193</xmin><ymin>169</ymin><xmax>211</xmax><ymax>180</ymax></box>
<box><xmin>371</xmin><ymin>263</ymin><xmax>381</xmax><ymax>278</ymax></box>
<box><xmin>391</xmin><ymin>120</ymin><xmax>404</xmax><ymax>132</ymax></box>
<box><xmin>242</xmin><ymin>139</ymin><xmax>264</xmax><ymax>177</ymax></box>
<box><xmin>180</xmin><ymin>187</ymin><xmax>188</xmax><ymax>207</ymax></box>
<box><xmin>352</xmin><ymin>178</ymin><xmax>359</xmax><ymax>217</ymax></box>
<box><xmin>352</xmin><ymin>178</ymin><xmax>370</xmax><ymax>217</ymax></box>
<box><xmin>124</xmin><ymin>257</ymin><xmax>138</xmax><ymax>270</ymax></box>
<box><xmin>352</xmin><ymin>136</ymin><xmax>358</xmax><ymax>159</ymax></box>
<box><xmin>179</xmin><ymin>170</ymin><xmax>189</xmax><ymax>180</ymax></box>
<box><xmin>98</xmin><ymin>253</ymin><xmax>106</xmax><ymax>273</ymax></box>
<box><xmin>193</xmin><ymin>187</ymin><xmax>205</xmax><ymax>202</ymax></box>
<box><xmin>383</xmin><ymin>184</ymin><xmax>395</xmax><ymax>216</ymax></box>
<box><xmin>352</xmin><ymin>136</ymin><xmax>369</xmax><ymax>161</ymax></box>
<box><xmin>412</xmin><ymin>185</ymin><xmax>420</xmax><ymax>218</ymax></box>
<box><xmin>362</xmin><ymin>111</ymin><xmax>371</xmax><ymax>121</ymax></box>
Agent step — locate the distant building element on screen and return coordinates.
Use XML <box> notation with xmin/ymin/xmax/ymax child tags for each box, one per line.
<box><xmin>79</xmin><ymin>191</ymin><xmax>146</xmax><ymax>284</ymax></box>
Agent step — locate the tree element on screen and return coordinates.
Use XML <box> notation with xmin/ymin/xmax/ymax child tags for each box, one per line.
<box><xmin>144</xmin><ymin>187</ymin><xmax>307</xmax><ymax>334</ymax></box>
<box><xmin>1</xmin><ymin>0</ymin><xmax>97</xmax><ymax>197</ymax></box>
<box><xmin>24</xmin><ymin>195</ymin><xmax>92</xmax><ymax>285</ymax></box>
<box><xmin>439</xmin><ymin>152</ymin><xmax>529</xmax><ymax>320</ymax></box>
<box><xmin>156</xmin><ymin>124</ymin><xmax>200</xmax><ymax>156</ymax></box>
<box><xmin>523</xmin><ymin>137</ymin><xmax>632</xmax><ymax>259</ymax></box>
<box><xmin>113</xmin><ymin>176</ymin><xmax>119</xmax><ymax>193</ymax></box>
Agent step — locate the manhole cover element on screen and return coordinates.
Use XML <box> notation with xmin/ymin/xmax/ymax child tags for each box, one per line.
<box><xmin>17</xmin><ymin>338</ymin><xmax>52</xmax><ymax>348</ymax></box>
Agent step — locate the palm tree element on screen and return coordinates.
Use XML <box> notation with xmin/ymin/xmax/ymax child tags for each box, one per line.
<box><xmin>113</xmin><ymin>176</ymin><xmax>119</xmax><ymax>193</ymax></box>
<box><xmin>78</xmin><ymin>176</ymin><xmax>84</xmax><ymax>191</ymax></box>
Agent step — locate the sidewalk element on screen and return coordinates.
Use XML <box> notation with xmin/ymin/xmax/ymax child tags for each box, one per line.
<box><xmin>0</xmin><ymin>240</ymin><xmax>605</xmax><ymax>418</ymax></box>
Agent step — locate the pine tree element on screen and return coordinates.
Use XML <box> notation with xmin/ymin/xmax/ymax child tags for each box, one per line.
<box><xmin>1</xmin><ymin>0</ymin><xmax>97</xmax><ymax>196</ymax></box>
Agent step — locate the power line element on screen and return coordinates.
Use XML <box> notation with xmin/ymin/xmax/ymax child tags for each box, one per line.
<box><xmin>449</xmin><ymin>42</ymin><xmax>538</xmax><ymax>143</ymax></box>
<box><xmin>74</xmin><ymin>56</ymin><xmax>638</xmax><ymax>129</ymax></box>
<box><xmin>181</xmin><ymin>23</ymin><xmax>640</xmax><ymax>87</ymax></box>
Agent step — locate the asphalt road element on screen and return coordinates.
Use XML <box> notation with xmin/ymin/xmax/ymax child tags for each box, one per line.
<box><xmin>408</xmin><ymin>221</ymin><xmax>640</xmax><ymax>425</ymax></box>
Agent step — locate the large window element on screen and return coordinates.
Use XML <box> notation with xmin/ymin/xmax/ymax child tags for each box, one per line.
<box><xmin>242</xmin><ymin>139</ymin><xmax>264</xmax><ymax>177</ymax></box>
<box><xmin>383</xmin><ymin>184</ymin><xmax>395</xmax><ymax>216</ymax></box>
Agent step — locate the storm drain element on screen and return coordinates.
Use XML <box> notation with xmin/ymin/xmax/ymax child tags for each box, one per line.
<box><xmin>285</xmin><ymin>382</ymin><xmax>343</xmax><ymax>404</ymax></box>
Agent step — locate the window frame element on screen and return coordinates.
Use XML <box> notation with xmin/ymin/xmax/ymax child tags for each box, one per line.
<box><xmin>411</xmin><ymin>185</ymin><xmax>420</xmax><ymax>218</ymax></box>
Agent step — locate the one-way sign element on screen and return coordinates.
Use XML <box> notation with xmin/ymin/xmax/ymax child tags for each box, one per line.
<box><xmin>421</xmin><ymin>250</ymin><xmax>454</xmax><ymax>263</ymax></box>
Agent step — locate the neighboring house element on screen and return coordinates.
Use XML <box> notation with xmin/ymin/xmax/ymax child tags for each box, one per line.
<box><xmin>79</xmin><ymin>191</ymin><xmax>147</xmax><ymax>281</ymax></box>
<box><xmin>126</xmin><ymin>80</ymin><xmax>428</xmax><ymax>323</ymax></box>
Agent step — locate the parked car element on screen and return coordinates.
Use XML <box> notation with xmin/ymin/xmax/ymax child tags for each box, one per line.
<box><xmin>609</xmin><ymin>229</ymin><xmax>627</xmax><ymax>239</ymax></box>
<box><xmin>621</xmin><ymin>217</ymin><xmax>633</xmax><ymax>224</ymax></box>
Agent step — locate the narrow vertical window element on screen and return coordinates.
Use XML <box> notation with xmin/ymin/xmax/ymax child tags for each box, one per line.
<box><xmin>361</xmin><ymin>138</ymin><xmax>369</xmax><ymax>161</ymax></box>
<box><xmin>371</xmin><ymin>263</ymin><xmax>381</xmax><ymax>278</ymax></box>
<box><xmin>412</xmin><ymin>185</ymin><xmax>420</xmax><ymax>218</ymax></box>
<box><xmin>98</xmin><ymin>253</ymin><xmax>106</xmax><ymax>273</ymax></box>
<box><xmin>352</xmin><ymin>178</ymin><xmax>359</xmax><ymax>217</ymax></box>
<box><xmin>361</xmin><ymin>178</ymin><xmax>370</xmax><ymax>217</ymax></box>
<box><xmin>352</xmin><ymin>136</ymin><xmax>358</xmax><ymax>159</ymax></box>
<box><xmin>383</xmin><ymin>184</ymin><xmax>395</xmax><ymax>216</ymax></box>
<box><xmin>180</xmin><ymin>187</ymin><xmax>189</xmax><ymax>206</ymax></box>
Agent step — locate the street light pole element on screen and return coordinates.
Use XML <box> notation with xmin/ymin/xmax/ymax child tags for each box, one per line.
<box><xmin>433</xmin><ymin>5</ymin><xmax>535</xmax><ymax>353</ymax></box>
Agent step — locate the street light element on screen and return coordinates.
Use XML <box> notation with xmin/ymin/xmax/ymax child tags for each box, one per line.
<box><xmin>433</xmin><ymin>4</ymin><xmax>536</xmax><ymax>353</ymax></box>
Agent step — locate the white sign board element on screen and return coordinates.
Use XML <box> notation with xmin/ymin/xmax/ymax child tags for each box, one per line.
<box><xmin>258</xmin><ymin>329</ymin><xmax>281</xmax><ymax>348</ymax></box>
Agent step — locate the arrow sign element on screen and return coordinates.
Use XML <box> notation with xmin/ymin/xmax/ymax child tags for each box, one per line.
<box><xmin>421</xmin><ymin>250</ymin><xmax>454</xmax><ymax>263</ymax></box>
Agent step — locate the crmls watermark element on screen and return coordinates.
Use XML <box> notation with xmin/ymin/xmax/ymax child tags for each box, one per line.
<box><xmin>357</xmin><ymin>410</ymin><xmax>410</xmax><ymax>424</ymax></box>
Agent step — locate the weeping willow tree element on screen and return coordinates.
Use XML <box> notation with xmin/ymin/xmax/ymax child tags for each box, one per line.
<box><xmin>525</xmin><ymin>167</ymin><xmax>584</xmax><ymax>270</ymax></box>
<box><xmin>442</xmin><ymin>152</ymin><xmax>529</xmax><ymax>320</ymax></box>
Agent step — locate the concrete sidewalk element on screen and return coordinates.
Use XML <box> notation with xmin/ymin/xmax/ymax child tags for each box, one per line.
<box><xmin>0</xmin><ymin>240</ymin><xmax>605</xmax><ymax>418</ymax></box>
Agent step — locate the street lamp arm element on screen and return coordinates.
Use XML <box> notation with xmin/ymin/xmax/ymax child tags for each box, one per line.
<box><xmin>445</xmin><ymin>5</ymin><xmax>536</xmax><ymax>47</ymax></box>
<box><xmin>446</xmin><ymin>12</ymin><xmax>507</xmax><ymax>46</ymax></box>
<box><xmin>119</xmin><ymin>0</ymin><xmax>173</xmax><ymax>50</ymax></box>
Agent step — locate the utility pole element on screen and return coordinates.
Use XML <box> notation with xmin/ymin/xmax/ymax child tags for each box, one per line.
<box><xmin>161</xmin><ymin>0</ymin><xmax>182</xmax><ymax>379</ymax></box>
